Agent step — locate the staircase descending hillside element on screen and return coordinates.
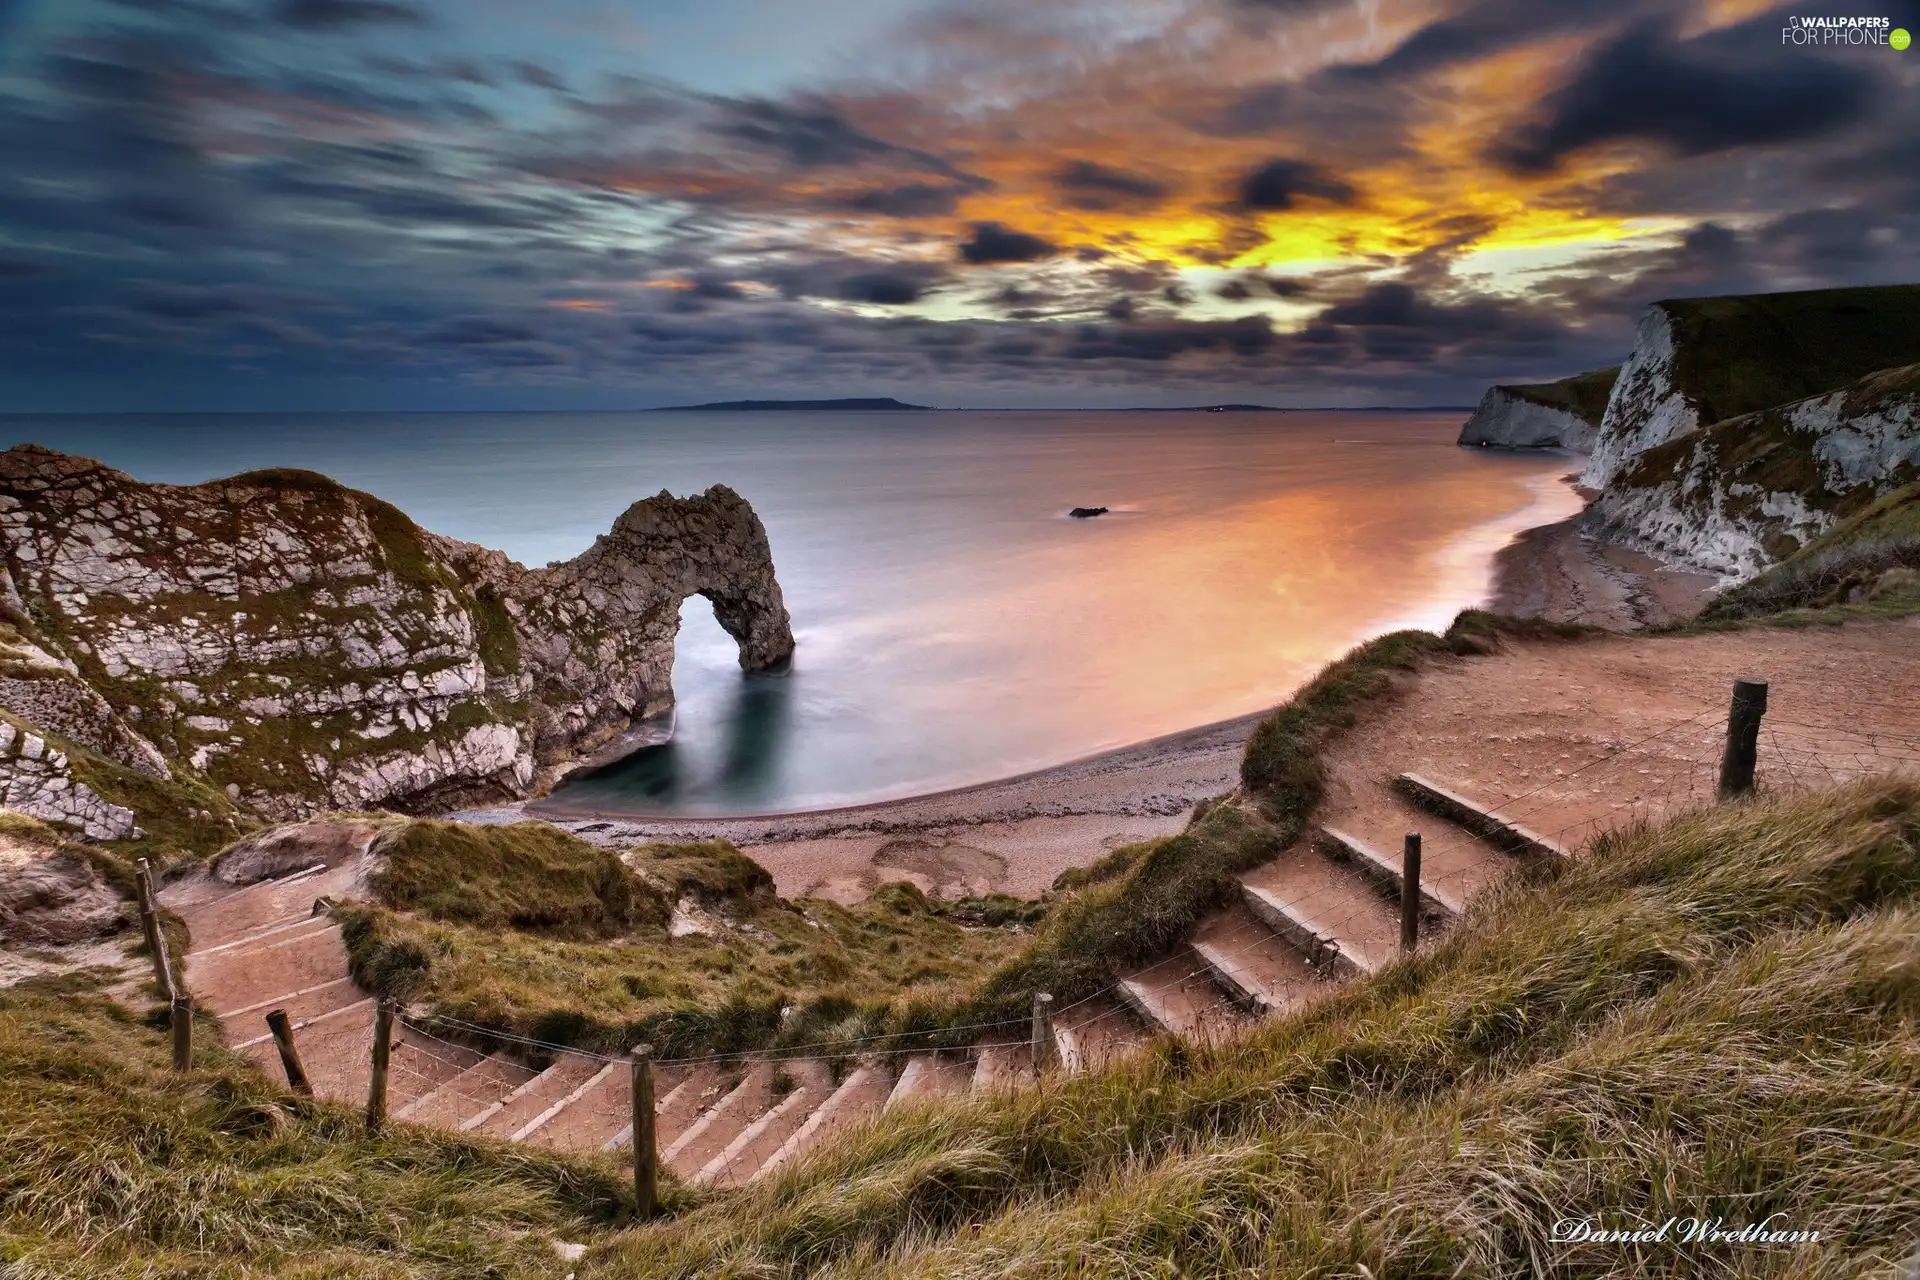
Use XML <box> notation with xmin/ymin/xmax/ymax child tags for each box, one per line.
<box><xmin>154</xmin><ymin>764</ymin><xmax>1579</xmax><ymax>1187</ymax></box>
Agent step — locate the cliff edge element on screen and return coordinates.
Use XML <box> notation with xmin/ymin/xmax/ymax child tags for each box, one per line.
<box><xmin>1457</xmin><ymin>367</ymin><xmax>1616</xmax><ymax>451</ymax></box>
<box><xmin>1582</xmin><ymin>284</ymin><xmax>1920</xmax><ymax>489</ymax></box>
<box><xmin>0</xmin><ymin>445</ymin><xmax>792</xmax><ymax>824</ymax></box>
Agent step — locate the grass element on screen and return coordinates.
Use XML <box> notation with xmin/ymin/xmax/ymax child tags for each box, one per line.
<box><xmin>1506</xmin><ymin>364</ymin><xmax>1619</xmax><ymax>426</ymax></box>
<box><xmin>1659</xmin><ymin>282</ymin><xmax>1920</xmax><ymax>427</ymax></box>
<box><xmin>578</xmin><ymin>777</ymin><xmax>1920</xmax><ymax>1278</ymax></box>
<box><xmin>0</xmin><ymin>972</ymin><xmax>648</xmax><ymax>1279</ymax></box>
<box><xmin>367</xmin><ymin>819</ymin><xmax>669</xmax><ymax>939</ymax></box>
<box><xmin>341</xmin><ymin>830</ymin><xmax>1037</xmax><ymax>1059</ymax></box>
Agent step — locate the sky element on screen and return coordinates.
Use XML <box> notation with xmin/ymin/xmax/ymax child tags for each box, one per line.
<box><xmin>0</xmin><ymin>0</ymin><xmax>1916</xmax><ymax>411</ymax></box>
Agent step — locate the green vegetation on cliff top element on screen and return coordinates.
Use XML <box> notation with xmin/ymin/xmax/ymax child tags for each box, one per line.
<box><xmin>1504</xmin><ymin>364</ymin><xmax>1618</xmax><ymax>426</ymax></box>
<box><xmin>1657</xmin><ymin>281</ymin><xmax>1920</xmax><ymax>427</ymax></box>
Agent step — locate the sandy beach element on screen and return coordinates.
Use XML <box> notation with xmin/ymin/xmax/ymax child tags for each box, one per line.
<box><xmin>468</xmin><ymin>473</ymin><xmax>1717</xmax><ymax>904</ymax></box>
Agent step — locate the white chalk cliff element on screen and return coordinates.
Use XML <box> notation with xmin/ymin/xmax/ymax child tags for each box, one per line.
<box><xmin>1581</xmin><ymin>363</ymin><xmax>1920</xmax><ymax>580</ymax></box>
<box><xmin>0</xmin><ymin>445</ymin><xmax>793</xmax><ymax>826</ymax></box>
<box><xmin>1458</xmin><ymin>385</ymin><xmax>1604</xmax><ymax>451</ymax></box>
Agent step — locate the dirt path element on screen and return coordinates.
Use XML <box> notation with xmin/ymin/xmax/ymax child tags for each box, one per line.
<box><xmin>1322</xmin><ymin>618</ymin><xmax>1920</xmax><ymax>873</ymax></box>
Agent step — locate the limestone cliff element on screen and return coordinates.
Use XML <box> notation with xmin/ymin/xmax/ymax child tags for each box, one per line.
<box><xmin>1581</xmin><ymin>363</ymin><xmax>1920</xmax><ymax>580</ymax></box>
<box><xmin>1457</xmin><ymin>367</ymin><xmax>1616</xmax><ymax>451</ymax></box>
<box><xmin>0</xmin><ymin>445</ymin><xmax>792</xmax><ymax>827</ymax></box>
<box><xmin>1582</xmin><ymin>284</ymin><xmax>1920</xmax><ymax>489</ymax></box>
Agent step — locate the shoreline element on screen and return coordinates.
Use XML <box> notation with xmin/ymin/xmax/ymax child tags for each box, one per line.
<box><xmin>468</xmin><ymin>461</ymin><xmax>1717</xmax><ymax>903</ymax></box>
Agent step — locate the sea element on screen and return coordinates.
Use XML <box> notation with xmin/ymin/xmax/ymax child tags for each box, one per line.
<box><xmin>6</xmin><ymin>410</ymin><xmax>1583</xmax><ymax>815</ymax></box>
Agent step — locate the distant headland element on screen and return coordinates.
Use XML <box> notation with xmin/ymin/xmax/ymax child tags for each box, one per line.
<box><xmin>654</xmin><ymin>397</ymin><xmax>932</xmax><ymax>411</ymax></box>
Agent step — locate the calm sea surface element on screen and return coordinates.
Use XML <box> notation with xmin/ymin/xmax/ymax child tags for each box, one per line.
<box><xmin>6</xmin><ymin>411</ymin><xmax>1581</xmax><ymax>814</ymax></box>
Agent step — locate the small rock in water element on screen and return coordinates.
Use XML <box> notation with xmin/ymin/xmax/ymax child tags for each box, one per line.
<box><xmin>1068</xmin><ymin>506</ymin><xmax>1110</xmax><ymax>519</ymax></box>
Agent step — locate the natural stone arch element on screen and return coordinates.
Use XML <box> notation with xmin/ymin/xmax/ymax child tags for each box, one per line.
<box><xmin>480</xmin><ymin>484</ymin><xmax>796</xmax><ymax>783</ymax></box>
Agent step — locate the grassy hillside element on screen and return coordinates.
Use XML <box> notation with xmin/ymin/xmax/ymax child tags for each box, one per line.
<box><xmin>0</xmin><ymin>973</ymin><xmax>639</xmax><ymax>1278</ymax></box>
<box><xmin>1659</xmin><ymin>282</ymin><xmax>1920</xmax><ymax>427</ymax></box>
<box><xmin>581</xmin><ymin>778</ymin><xmax>1920</xmax><ymax>1277</ymax></box>
<box><xmin>1507</xmin><ymin>364</ymin><xmax>1618</xmax><ymax>426</ymax></box>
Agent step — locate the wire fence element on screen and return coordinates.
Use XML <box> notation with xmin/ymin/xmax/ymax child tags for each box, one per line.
<box><xmin>226</xmin><ymin>678</ymin><xmax>1920</xmax><ymax>1179</ymax></box>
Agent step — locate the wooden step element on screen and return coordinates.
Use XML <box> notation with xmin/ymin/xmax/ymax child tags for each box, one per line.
<box><xmin>695</xmin><ymin>1060</ymin><xmax>835</xmax><ymax>1188</ymax></box>
<box><xmin>1316</xmin><ymin>827</ymin><xmax>1464</xmax><ymax>921</ymax></box>
<box><xmin>1240</xmin><ymin>847</ymin><xmax>1403</xmax><ymax>978</ymax></box>
<box><xmin>1117</xmin><ymin>967</ymin><xmax>1249</xmax><ymax>1044</ymax></box>
<box><xmin>1051</xmin><ymin>994</ymin><xmax>1144</xmax><ymax>1072</ymax></box>
<box><xmin>1393</xmin><ymin>773</ymin><xmax>1568</xmax><ymax>861</ymax></box>
<box><xmin>395</xmin><ymin>1054</ymin><xmax>538</xmax><ymax>1128</ymax></box>
<box><xmin>970</xmin><ymin>1041</ymin><xmax>1032</xmax><ymax>1093</ymax></box>
<box><xmin>754</xmin><ymin>1061</ymin><xmax>893</xmax><ymax>1182</ymax></box>
<box><xmin>388</xmin><ymin>1029</ymin><xmax>486</xmax><ymax>1111</ymax></box>
<box><xmin>512</xmin><ymin>1060</ymin><xmax>620</xmax><ymax>1143</ymax></box>
<box><xmin>221</xmin><ymin>975</ymin><xmax>363</xmax><ymax>1028</ymax></box>
<box><xmin>188</xmin><ymin>912</ymin><xmax>332</xmax><ymax>961</ymax></box>
<box><xmin>663</xmin><ymin>1062</ymin><xmax>775</xmax><ymax>1179</ymax></box>
<box><xmin>526</xmin><ymin>1062</ymin><xmax>690</xmax><ymax>1152</ymax></box>
<box><xmin>604</xmin><ymin>1062</ymin><xmax>719</xmax><ymax>1152</ymax></box>
<box><xmin>1189</xmin><ymin>902</ymin><xmax>1323</xmax><ymax>1017</ymax></box>
<box><xmin>885</xmin><ymin>1053</ymin><xmax>972</xmax><ymax>1109</ymax></box>
<box><xmin>167</xmin><ymin>859</ymin><xmax>363</xmax><ymax>951</ymax></box>
<box><xmin>188</xmin><ymin>924</ymin><xmax>351</xmax><ymax>1018</ymax></box>
<box><xmin>468</xmin><ymin>1054</ymin><xmax>603</xmax><ymax>1139</ymax></box>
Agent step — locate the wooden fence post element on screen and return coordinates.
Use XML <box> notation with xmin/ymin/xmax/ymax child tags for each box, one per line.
<box><xmin>170</xmin><ymin>996</ymin><xmax>192</xmax><ymax>1071</ymax></box>
<box><xmin>265</xmin><ymin>1009</ymin><xmax>313</xmax><ymax>1096</ymax></box>
<box><xmin>630</xmin><ymin>1046</ymin><xmax>656</xmax><ymax>1222</ymax></box>
<box><xmin>1717</xmin><ymin>679</ymin><xmax>1769</xmax><ymax>801</ymax></box>
<box><xmin>1400</xmin><ymin>832</ymin><xmax>1422</xmax><ymax>956</ymax></box>
<box><xmin>366</xmin><ymin>999</ymin><xmax>395</xmax><ymax>1135</ymax></box>
<box><xmin>1031</xmin><ymin>992</ymin><xmax>1054</xmax><ymax>1077</ymax></box>
<box><xmin>135</xmin><ymin>858</ymin><xmax>177</xmax><ymax>1001</ymax></box>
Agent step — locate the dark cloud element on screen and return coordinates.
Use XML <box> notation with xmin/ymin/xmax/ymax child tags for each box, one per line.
<box><xmin>713</xmin><ymin>98</ymin><xmax>963</xmax><ymax>177</ymax></box>
<box><xmin>840</xmin><ymin>183</ymin><xmax>969</xmax><ymax>217</ymax></box>
<box><xmin>1496</xmin><ymin>17</ymin><xmax>1880</xmax><ymax>173</ymax></box>
<box><xmin>1215</xmin><ymin>279</ymin><xmax>1253</xmax><ymax>300</ymax></box>
<box><xmin>1333</xmin><ymin>0</ymin><xmax>1633</xmax><ymax>81</ymax></box>
<box><xmin>1053</xmin><ymin>160</ymin><xmax>1171</xmax><ymax>211</ymax></box>
<box><xmin>428</xmin><ymin>316</ymin><xmax>543</xmax><ymax>345</ymax></box>
<box><xmin>512</xmin><ymin>61</ymin><xmax>567</xmax><ymax>92</ymax></box>
<box><xmin>1061</xmin><ymin>315</ymin><xmax>1275</xmax><ymax>361</ymax></box>
<box><xmin>958</xmin><ymin>221</ymin><xmax>1058</xmax><ymax>264</ymax></box>
<box><xmin>272</xmin><ymin>0</ymin><xmax>426</xmax><ymax>30</ymax></box>
<box><xmin>836</xmin><ymin>270</ymin><xmax>927</xmax><ymax>305</ymax></box>
<box><xmin>1236</xmin><ymin>158</ymin><xmax>1355</xmax><ymax>211</ymax></box>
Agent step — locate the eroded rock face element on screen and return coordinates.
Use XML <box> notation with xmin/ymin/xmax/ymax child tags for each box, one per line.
<box><xmin>0</xmin><ymin>445</ymin><xmax>793</xmax><ymax>819</ymax></box>
<box><xmin>1581</xmin><ymin>363</ymin><xmax>1920</xmax><ymax>580</ymax></box>
<box><xmin>0</xmin><ymin>717</ymin><xmax>136</xmax><ymax>840</ymax></box>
